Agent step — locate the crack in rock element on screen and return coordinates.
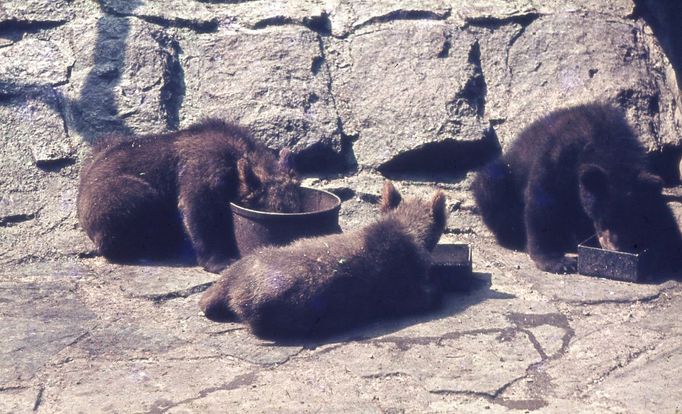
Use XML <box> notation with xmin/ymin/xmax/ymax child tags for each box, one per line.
<box><xmin>568</xmin><ymin>288</ymin><xmax>669</xmax><ymax>306</ymax></box>
<box><xmin>354</xmin><ymin>9</ymin><xmax>452</xmax><ymax>32</ymax></box>
<box><xmin>98</xmin><ymin>3</ymin><xmax>218</xmax><ymax>33</ymax></box>
<box><xmin>146</xmin><ymin>372</ymin><xmax>259</xmax><ymax>414</ymax></box>
<box><xmin>0</xmin><ymin>213</ymin><xmax>37</xmax><ymax>227</ymax></box>
<box><xmin>32</xmin><ymin>385</ymin><xmax>43</xmax><ymax>412</ymax></box>
<box><xmin>251</xmin><ymin>13</ymin><xmax>332</xmax><ymax>36</ymax></box>
<box><xmin>463</xmin><ymin>13</ymin><xmax>541</xmax><ymax>30</ymax></box>
<box><xmin>429</xmin><ymin>312</ymin><xmax>572</xmax><ymax>410</ymax></box>
<box><xmin>154</xmin><ymin>31</ymin><xmax>185</xmax><ymax>131</ymax></box>
<box><xmin>430</xmin><ymin>376</ymin><xmax>519</xmax><ymax>400</ymax></box>
<box><xmin>488</xmin><ymin>312</ymin><xmax>576</xmax><ymax>409</ymax></box>
<box><xmin>361</xmin><ymin>371</ymin><xmax>407</xmax><ymax>380</ymax></box>
<box><xmin>0</xmin><ymin>386</ymin><xmax>29</xmax><ymax>392</ymax></box>
<box><xmin>141</xmin><ymin>281</ymin><xmax>214</xmax><ymax>303</ymax></box>
<box><xmin>294</xmin><ymin>33</ymin><xmax>357</xmax><ymax>174</ymax></box>
<box><xmin>589</xmin><ymin>343</ymin><xmax>658</xmax><ymax>388</ymax></box>
<box><xmin>0</xmin><ymin>20</ymin><xmax>67</xmax><ymax>39</ymax></box>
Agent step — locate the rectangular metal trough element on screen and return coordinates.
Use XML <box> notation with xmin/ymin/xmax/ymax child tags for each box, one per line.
<box><xmin>429</xmin><ymin>243</ymin><xmax>473</xmax><ymax>292</ymax></box>
<box><xmin>577</xmin><ymin>235</ymin><xmax>652</xmax><ymax>282</ymax></box>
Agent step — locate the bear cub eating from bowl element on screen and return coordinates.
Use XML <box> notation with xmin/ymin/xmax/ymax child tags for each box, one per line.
<box><xmin>78</xmin><ymin>119</ymin><xmax>301</xmax><ymax>273</ymax></box>
<box><xmin>473</xmin><ymin>103</ymin><xmax>682</xmax><ymax>275</ymax></box>
<box><xmin>199</xmin><ymin>181</ymin><xmax>447</xmax><ymax>339</ymax></box>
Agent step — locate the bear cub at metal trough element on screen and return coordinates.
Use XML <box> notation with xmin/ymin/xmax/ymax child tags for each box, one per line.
<box><xmin>473</xmin><ymin>103</ymin><xmax>682</xmax><ymax>275</ymax></box>
<box><xmin>77</xmin><ymin>119</ymin><xmax>301</xmax><ymax>273</ymax></box>
<box><xmin>199</xmin><ymin>181</ymin><xmax>447</xmax><ymax>339</ymax></box>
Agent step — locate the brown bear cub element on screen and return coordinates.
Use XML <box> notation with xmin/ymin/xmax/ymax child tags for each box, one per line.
<box><xmin>199</xmin><ymin>181</ymin><xmax>447</xmax><ymax>339</ymax></box>
<box><xmin>78</xmin><ymin>119</ymin><xmax>301</xmax><ymax>273</ymax></box>
<box><xmin>473</xmin><ymin>103</ymin><xmax>682</xmax><ymax>275</ymax></box>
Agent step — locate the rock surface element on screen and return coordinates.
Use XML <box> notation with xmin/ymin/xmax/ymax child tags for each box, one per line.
<box><xmin>2</xmin><ymin>0</ymin><xmax>682</xmax><ymax>412</ymax></box>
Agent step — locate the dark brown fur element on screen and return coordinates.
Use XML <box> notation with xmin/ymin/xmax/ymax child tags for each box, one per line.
<box><xmin>199</xmin><ymin>181</ymin><xmax>448</xmax><ymax>339</ymax></box>
<box><xmin>77</xmin><ymin>119</ymin><xmax>301</xmax><ymax>273</ymax></box>
<box><xmin>473</xmin><ymin>103</ymin><xmax>682</xmax><ymax>275</ymax></box>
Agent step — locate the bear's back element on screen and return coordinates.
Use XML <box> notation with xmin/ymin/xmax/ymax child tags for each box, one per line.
<box><xmin>504</xmin><ymin>104</ymin><xmax>645</xmax><ymax>183</ymax></box>
<box><xmin>225</xmin><ymin>218</ymin><xmax>428</xmax><ymax>336</ymax></box>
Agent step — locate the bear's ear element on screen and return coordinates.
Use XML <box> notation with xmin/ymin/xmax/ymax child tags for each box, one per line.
<box><xmin>431</xmin><ymin>191</ymin><xmax>447</xmax><ymax>226</ymax></box>
<box><xmin>579</xmin><ymin>164</ymin><xmax>609</xmax><ymax>196</ymax></box>
<box><xmin>637</xmin><ymin>171</ymin><xmax>663</xmax><ymax>193</ymax></box>
<box><xmin>238</xmin><ymin>159</ymin><xmax>261</xmax><ymax>189</ymax></box>
<box><xmin>278</xmin><ymin>148</ymin><xmax>296</xmax><ymax>175</ymax></box>
<box><xmin>380</xmin><ymin>181</ymin><xmax>402</xmax><ymax>212</ymax></box>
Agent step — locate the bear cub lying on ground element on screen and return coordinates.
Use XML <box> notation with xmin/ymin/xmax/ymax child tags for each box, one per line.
<box><xmin>199</xmin><ymin>181</ymin><xmax>447</xmax><ymax>339</ymax></box>
<box><xmin>78</xmin><ymin>119</ymin><xmax>301</xmax><ymax>273</ymax></box>
<box><xmin>473</xmin><ymin>103</ymin><xmax>682</xmax><ymax>275</ymax></box>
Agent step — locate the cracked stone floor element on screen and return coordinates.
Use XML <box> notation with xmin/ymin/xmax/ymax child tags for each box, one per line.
<box><xmin>2</xmin><ymin>179</ymin><xmax>682</xmax><ymax>413</ymax></box>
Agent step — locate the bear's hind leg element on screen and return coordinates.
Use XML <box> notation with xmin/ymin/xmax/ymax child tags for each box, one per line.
<box><xmin>80</xmin><ymin>175</ymin><xmax>182</xmax><ymax>263</ymax></box>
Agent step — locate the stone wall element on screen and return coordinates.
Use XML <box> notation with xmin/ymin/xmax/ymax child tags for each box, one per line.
<box><xmin>1</xmin><ymin>0</ymin><xmax>681</xmax><ymax>264</ymax></box>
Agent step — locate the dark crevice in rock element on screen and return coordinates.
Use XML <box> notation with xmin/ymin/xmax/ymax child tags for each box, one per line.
<box><xmin>294</xmin><ymin>34</ymin><xmax>358</xmax><ymax>176</ymax></box>
<box><xmin>142</xmin><ymin>282</ymin><xmax>214</xmax><ymax>303</ymax></box>
<box><xmin>35</xmin><ymin>157</ymin><xmax>76</xmax><ymax>172</ymax></box>
<box><xmin>378</xmin><ymin>126</ymin><xmax>501</xmax><ymax>180</ymax></box>
<box><xmin>593</xmin><ymin>343</ymin><xmax>658</xmax><ymax>386</ymax></box>
<box><xmin>324</xmin><ymin>187</ymin><xmax>356</xmax><ymax>202</ymax></box>
<box><xmin>51</xmin><ymin>86</ymin><xmax>71</xmax><ymax>138</ymax></box>
<box><xmin>431</xmin><ymin>376</ymin><xmax>522</xmax><ymax>401</ymax></box>
<box><xmin>295</xmin><ymin>132</ymin><xmax>358</xmax><ymax>175</ymax></box>
<box><xmin>648</xmin><ymin>144</ymin><xmax>682</xmax><ymax>185</ymax></box>
<box><xmin>437</xmin><ymin>34</ymin><xmax>451</xmax><ymax>58</ymax></box>
<box><xmin>311</xmin><ymin>56</ymin><xmax>325</xmax><ymax>76</ymax></box>
<box><xmin>464</xmin><ymin>13</ymin><xmax>540</xmax><ymax>30</ymax></box>
<box><xmin>487</xmin><ymin>312</ymin><xmax>575</xmax><ymax>409</ymax></box>
<box><xmin>460</xmin><ymin>41</ymin><xmax>486</xmax><ymax>118</ymax></box>
<box><xmin>354</xmin><ymin>9</ymin><xmax>452</xmax><ymax>31</ymax></box>
<box><xmin>251</xmin><ymin>16</ymin><xmax>296</xmax><ymax>30</ymax></box>
<box><xmin>508</xmin><ymin>312</ymin><xmax>574</xmax><ymax>358</ymax></box>
<box><xmin>207</xmin><ymin>327</ymin><xmax>245</xmax><ymax>336</ymax></box>
<box><xmin>304</xmin><ymin>13</ymin><xmax>332</xmax><ymax>36</ymax></box>
<box><xmin>32</xmin><ymin>385</ymin><xmax>44</xmax><ymax>412</ymax></box>
<box><xmin>155</xmin><ymin>33</ymin><xmax>185</xmax><ymax>131</ymax></box>
<box><xmin>304</xmin><ymin>93</ymin><xmax>320</xmax><ymax>108</ymax></box>
<box><xmin>146</xmin><ymin>372</ymin><xmax>258</xmax><ymax>414</ymax></box>
<box><xmin>132</xmin><ymin>15</ymin><xmax>218</xmax><ymax>33</ymax></box>
<box><xmin>98</xmin><ymin>4</ymin><xmax>218</xmax><ymax>33</ymax></box>
<box><xmin>361</xmin><ymin>372</ymin><xmax>406</xmax><ymax>379</ymax></box>
<box><xmin>252</xmin><ymin>13</ymin><xmax>332</xmax><ymax>36</ymax></box>
<box><xmin>632</xmin><ymin>0</ymin><xmax>682</xmax><ymax>89</ymax></box>
<box><xmin>0</xmin><ymin>386</ymin><xmax>29</xmax><ymax>392</ymax></box>
<box><xmin>0</xmin><ymin>20</ymin><xmax>67</xmax><ymax>41</ymax></box>
<box><xmin>0</xmin><ymin>213</ymin><xmax>37</xmax><ymax>227</ymax></box>
<box><xmin>369</xmin><ymin>328</ymin><xmax>503</xmax><ymax>352</ymax></box>
<box><xmin>569</xmin><ymin>290</ymin><xmax>665</xmax><ymax>306</ymax></box>
<box><xmin>436</xmin><ymin>40</ymin><xmax>487</xmax><ymax>139</ymax></box>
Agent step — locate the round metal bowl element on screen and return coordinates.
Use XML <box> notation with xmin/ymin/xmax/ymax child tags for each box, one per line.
<box><xmin>230</xmin><ymin>187</ymin><xmax>342</xmax><ymax>256</ymax></box>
